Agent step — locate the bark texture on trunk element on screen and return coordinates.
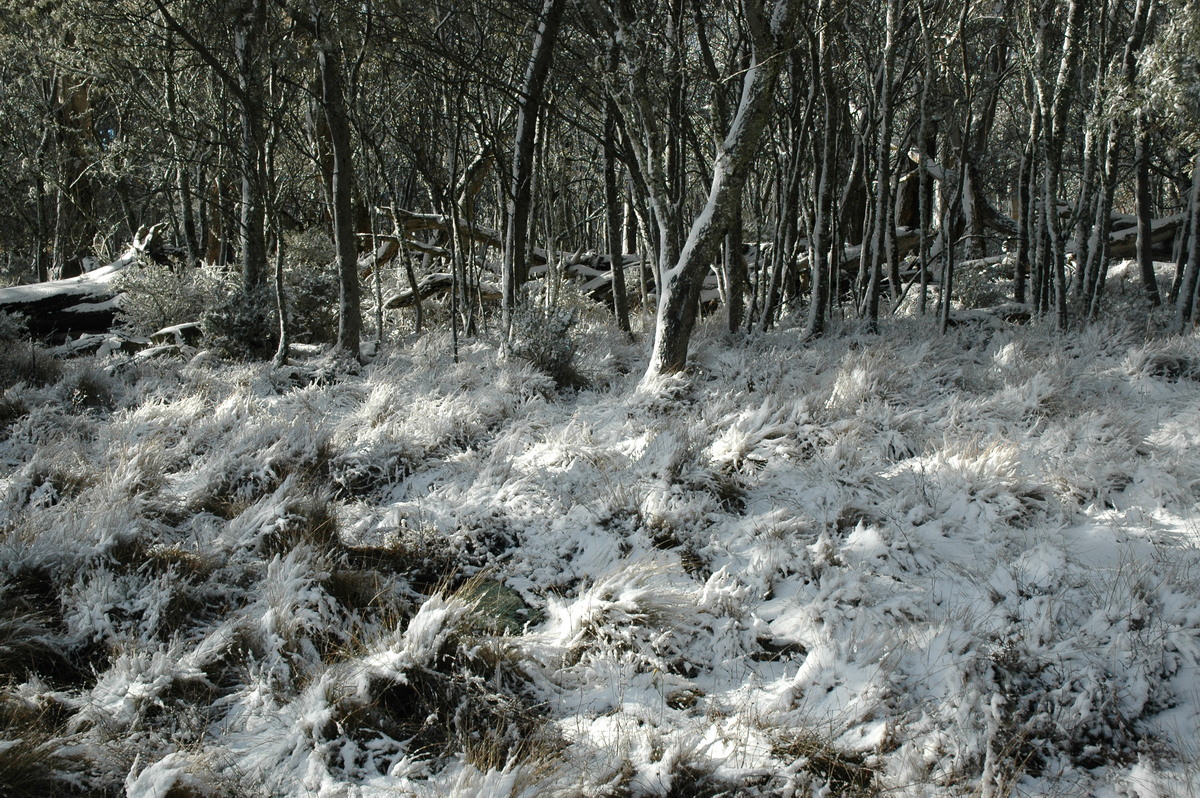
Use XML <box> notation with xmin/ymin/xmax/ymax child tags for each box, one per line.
<box><xmin>316</xmin><ymin>31</ymin><xmax>362</xmax><ymax>359</ymax></box>
<box><xmin>234</xmin><ymin>0</ymin><xmax>269</xmax><ymax>293</ymax></box>
<box><xmin>1174</xmin><ymin>156</ymin><xmax>1200</xmax><ymax>333</ymax></box>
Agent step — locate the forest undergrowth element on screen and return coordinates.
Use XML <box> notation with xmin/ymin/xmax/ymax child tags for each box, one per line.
<box><xmin>2</xmin><ymin>264</ymin><xmax>1200</xmax><ymax>796</ymax></box>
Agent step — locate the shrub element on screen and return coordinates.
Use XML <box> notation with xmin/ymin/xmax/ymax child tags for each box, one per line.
<box><xmin>114</xmin><ymin>260</ymin><xmax>222</xmax><ymax>336</ymax></box>
<box><xmin>201</xmin><ymin>284</ymin><xmax>279</xmax><ymax>360</ymax></box>
<box><xmin>281</xmin><ymin>230</ymin><xmax>340</xmax><ymax>345</ymax></box>
<box><xmin>504</xmin><ymin>304</ymin><xmax>586</xmax><ymax>390</ymax></box>
<box><xmin>0</xmin><ymin>311</ymin><xmax>26</xmax><ymax>342</ymax></box>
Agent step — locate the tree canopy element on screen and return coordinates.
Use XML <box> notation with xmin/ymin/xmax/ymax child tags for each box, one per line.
<box><xmin>2</xmin><ymin>0</ymin><xmax>1200</xmax><ymax>368</ymax></box>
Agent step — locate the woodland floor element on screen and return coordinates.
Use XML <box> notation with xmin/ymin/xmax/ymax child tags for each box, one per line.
<box><xmin>2</xmin><ymin>263</ymin><xmax>1200</xmax><ymax>796</ymax></box>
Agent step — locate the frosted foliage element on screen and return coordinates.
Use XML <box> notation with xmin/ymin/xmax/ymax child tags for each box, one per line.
<box><xmin>114</xmin><ymin>260</ymin><xmax>223</xmax><ymax>336</ymax></box>
<box><xmin>4</xmin><ymin>304</ymin><xmax>1200</xmax><ymax>796</ymax></box>
<box><xmin>1138</xmin><ymin>1</ymin><xmax>1200</xmax><ymax>145</ymax></box>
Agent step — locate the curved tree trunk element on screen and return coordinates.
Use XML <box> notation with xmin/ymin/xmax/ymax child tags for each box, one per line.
<box><xmin>644</xmin><ymin>0</ymin><xmax>795</xmax><ymax>378</ymax></box>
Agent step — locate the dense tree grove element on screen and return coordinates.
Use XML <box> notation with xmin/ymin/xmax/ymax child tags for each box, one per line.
<box><xmin>2</xmin><ymin>0</ymin><xmax>1200</xmax><ymax>374</ymax></box>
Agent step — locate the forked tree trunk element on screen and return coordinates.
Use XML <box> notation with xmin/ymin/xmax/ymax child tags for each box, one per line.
<box><xmin>644</xmin><ymin>0</ymin><xmax>795</xmax><ymax>378</ymax></box>
<box><xmin>502</xmin><ymin>0</ymin><xmax>567</xmax><ymax>337</ymax></box>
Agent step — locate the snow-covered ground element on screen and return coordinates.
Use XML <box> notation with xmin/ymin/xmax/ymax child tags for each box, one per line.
<box><xmin>2</xmin><ymin>267</ymin><xmax>1200</xmax><ymax>796</ymax></box>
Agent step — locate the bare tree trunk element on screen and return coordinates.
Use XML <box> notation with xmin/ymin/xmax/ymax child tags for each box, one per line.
<box><xmin>1033</xmin><ymin>0</ymin><xmax>1084</xmax><ymax>329</ymax></box>
<box><xmin>939</xmin><ymin>177</ymin><xmax>956</xmax><ymax>334</ymax></box>
<box><xmin>1013</xmin><ymin>113</ymin><xmax>1034</xmax><ymax>307</ymax></box>
<box><xmin>1084</xmin><ymin>123</ymin><xmax>1117</xmax><ymax>319</ymax></box>
<box><xmin>724</xmin><ymin>210</ymin><xmax>748</xmax><ymax>333</ymax></box>
<box><xmin>604</xmin><ymin>98</ymin><xmax>631</xmax><ymax>334</ymax></box>
<box><xmin>272</xmin><ymin>218</ymin><xmax>290</xmax><ymax>367</ymax></box>
<box><xmin>502</xmin><ymin>0</ymin><xmax>567</xmax><ymax>337</ymax></box>
<box><xmin>1135</xmin><ymin>122</ymin><xmax>1161</xmax><ymax>307</ymax></box>
<box><xmin>51</xmin><ymin>75</ymin><xmax>99</xmax><ymax>280</ymax></box>
<box><xmin>803</xmin><ymin>48</ymin><xmax>834</xmax><ymax>342</ymax></box>
<box><xmin>164</xmin><ymin>34</ymin><xmax>200</xmax><ymax>267</ymax></box>
<box><xmin>1072</xmin><ymin>120</ymin><xmax>1097</xmax><ymax>296</ymax></box>
<box><xmin>644</xmin><ymin>0</ymin><xmax>796</xmax><ymax>378</ymax></box>
<box><xmin>33</xmin><ymin>122</ymin><xmax>51</xmax><ymax>283</ymax></box>
<box><xmin>864</xmin><ymin>0</ymin><xmax>898</xmax><ymax>331</ymax></box>
<box><xmin>233</xmin><ymin>0</ymin><xmax>269</xmax><ymax>293</ymax></box>
<box><xmin>1174</xmin><ymin>155</ymin><xmax>1200</xmax><ymax>333</ymax></box>
<box><xmin>312</xmin><ymin>15</ymin><xmax>362</xmax><ymax>360</ymax></box>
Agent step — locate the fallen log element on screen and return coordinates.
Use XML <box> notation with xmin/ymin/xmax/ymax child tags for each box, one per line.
<box><xmin>391</xmin><ymin>211</ymin><xmax>512</xmax><ymax>258</ymax></box>
<box><xmin>0</xmin><ymin>224</ymin><xmax>166</xmax><ymax>339</ymax></box>
<box><xmin>356</xmin><ymin>237</ymin><xmax>400</xmax><ymax>279</ymax></box>
<box><xmin>385</xmin><ymin>273</ymin><xmax>502</xmax><ymax>309</ymax></box>
<box><xmin>1105</xmin><ymin>213</ymin><xmax>1184</xmax><ymax>260</ymax></box>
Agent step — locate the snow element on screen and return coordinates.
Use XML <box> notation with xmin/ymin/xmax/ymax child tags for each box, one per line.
<box><xmin>3</xmin><ymin>268</ymin><xmax>1200</xmax><ymax>794</ymax></box>
<box><xmin>0</xmin><ymin>250</ymin><xmax>134</xmax><ymax>305</ymax></box>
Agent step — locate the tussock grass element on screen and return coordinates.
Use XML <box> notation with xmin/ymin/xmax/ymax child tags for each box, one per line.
<box><xmin>2</xmin><ymin>285</ymin><xmax>1199</xmax><ymax>794</ymax></box>
<box><xmin>0</xmin><ymin>394</ymin><xmax>27</xmax><ymax>440</ymax></box>
<box><xmin>308</xmin><ymin>588</ymin><xmax>561</xmax><ymax>781</ymax></box>
<box><xmin>0</xmin><ymin>692</ymin><xmax>84</xmax><ymax>796</ymax></box>
<box><xmin>774</xmin><ymin>731</ymin><xmax>878</xmax><ymax>795</ymax></box>
<box><xmin>0</xmin><ymin>341</ymin><xmax>61</xmax><ymax>390</ymax></box>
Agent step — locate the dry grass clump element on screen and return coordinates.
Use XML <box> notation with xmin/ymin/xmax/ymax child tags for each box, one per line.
<box><xmin>327</xmin><ymin>588</ymin><xmax>560</xmax><ymax>778</ymax></box>
<box><xmin>0</xmin><ymin>613</ymin><xmax>73</xmax><ymax>691</ymax></box>
<box><xmin>913</xmin><ymin>440</ymin><xmax>1052</xmax><ymax>528</ymax></box>
<box><xmin>0</xmin><ymin>341</ymin><xmax>62</xmax><ymax>390</ymax></box>
<box><xmin>258</xmin><ymin>492</ymin><xmax>340</xmax><ymax>558</ymax></box>
<box><xmin>130</xmin><ymin>544</ymin><xmax>219</xmax><ymax>582</ymax></box>
<box><xmin>609</xmin><ymin>754</ymin><xmax>743</xmax><ymax>798</ymax></box>
<box><xmin>57</xmin><ymin>366</ymin><xmax>119</xmax><ymax>414</ymax></box>
<box><xmin>320</xmin><ymin>568</ymin><xmax>398</xmax><ymax>619</ymax></box>
<box><xmin>3</xmin><ymin>449</ymin><xmax>98</xmax><ymax>512</ymax></box>
<box><xmin>773</xmin><ymin>731</ymin><xmax>878</xmax><ymax>796</ymax></box>
<box><xmin>1124</xmin><ymin>339</ymin><xmax>1200</xmax><ymax>383</ymax></box>
<box><xmin>99</xmin><ymin>542</ymin><xmax>230</xmax><ymax>643</ymax></box>
<box><xmin>325</xmin><ymin>444</ymin><xmax>415</xmax><ymax>499</ymax></box>
<box><xmin>0</xmin><ymin>691</ymin><xmax>85</xmax><ymax>796</ymax></box>
<box><xmin>341</xmin><ymin>524</ymin><xmax>462</xmax><ymax>597</ymax></box>
<box><xmin>456</xmin><ymin>577</ymin><xmax>544</xmax><ymax>635</ymax></box>
<box><xmin>547</xmin><ymin>562</ymin><xmax>703</xmax><ymax>683</ymax></box>
<box><xmin>982</xmin><ymin>636</ymin><xmax>1150</xmax><ymax>786</ymax></box>
<box><xmin>0</xmin><ymin>568</ymin><xmax>98</xmax><ymax>689</ymax></box>
<box><xmin>0</xmin><ymin>393</ymin><xmax>27</xmax><ymax>439</ymax></box>
<box><xmin>1039</xmin><ymin>410</ymin><xmax>1146</xmax><ymax>507</ymax></box>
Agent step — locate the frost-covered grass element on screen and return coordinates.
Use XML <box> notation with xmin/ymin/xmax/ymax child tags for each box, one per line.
<box><xmin>3</xmin><ymin>273</ymin><xmax>1200</xmax><ymax>796</ymax></box>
